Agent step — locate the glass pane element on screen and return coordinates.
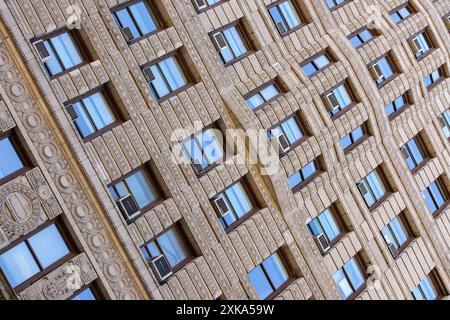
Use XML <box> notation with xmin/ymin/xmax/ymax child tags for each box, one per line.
<box><xmin>420</xmin><ymin>276</ymin><xmax>438</xmax><ymax>300</ymax></box>
<box><xmin>412</xmin><ymin>286</ymin><xmax>425</xmax><ymax>300</ymax></box>
<box><xmin>0</xmin><ymin>138</ymin><xmax>24</xmax><ymax>179</ymax></box>
<box><xmin>429</xmin><ymin>182</ymin><xmax>446</xmax><ymax>209</ymax></box>
<box><xmin>115</xmin><ymin>9</ymin><xmax>141</xmax><ymax>39</ymax></box>
<box><xmin>366</xmin><ymin>171</ymin><xmax>386</xmax><ymax>201</ymax></box>
<box><xmin>73</xmin><ymin>102</ymin><xmax>96</xmax><ymax>138</ymax></box>
<box><xmin>423</xmin><ymin>188</ymin><xmax>438</xmax><ymax>213</ymax></box>
<box><xmin>158</xmin><ymin>228</ymin><xmax>190</xmax><ymax>268</ymax></box>
<box><xmin>201</xmin><ymin>129</ymin><xmax>224</xmax><ymax>165</ymax></box>
<box><xmin>301</xmin><ymin>161</ymin><xmax>317</xmax><ymax>180</ymax></box>
<box><xmin>82</xmin><ymin>92</ymin><xmax>116</xmax><ymax>130</ymax></box>
<box><xmin>248</xmin><ymin>266</ymin><xmax>274</xmax><ymax>299</ymax></box>
<box><xmin>360</xmin><ymin>30</ymin><xmax>373</xmax><ymax>42</ymax></box>
<box><xmin>344</xmin><ymin>259</ymin><xmax>365</xmax><ymax>290</ymax></box>
<box><xmin>334</xmin><ymin>85</ymin><xmax>351</xmax><ymax>108</ymax></box>
<box><xmin>125</xmin><ymin>170</ymin><xmax>159</xmax><ymax>208</ymax></box>
<box><xmin>314</xmin><ymin>55</ymin><xmax>330</xmax><ymax>69</ymax></box>
<box><xmin>260</xmin><ymin>85</ymin><xmax>279</xmax><ymax>101</ymax></box>
<box><xmin>0</xmin><ymin>242</ymin><xmax>40</xmax><ymax>288</ymax></box>
<box><xmin>226</xmin><ymin>183</ymin><xmax>253</xmax><ymax>218</ymax></box>
<box><xmin>361</xmin><ymin>180</ymin><xmax>376</xmax><ymax>207</ymax></box>
<box><xmin>129</xmin><ymin>2</ymin><xmax>158</xmax><ymax>35</ymax></box>
<box><xmin>390</xmin><ymin>217</ymin><xmax>409</xmax><ymax>247</ymax></box>
<box><xmin>333</xmin><ymin>269</ymin><xmax>353</xmax><ymax>299</ymax></box>
<box><xmin>288</xmin><ymin>171</ymin><xmax>302</xmax><ymax>189</ymax></box>
<box><xmin>340</xmin><ymin>134</ymin><xmax>352</xmax><ymax>150</ymax></box>
<box><xmin>318</xmin><ymin>209</ymin><xmax>340</xmax><ymax>241</ymax></box>
<box><xmin>349</xmin><ymin>36</ymin><xmax>363</xmax><ymax>48</ymax></box>
<box><xmin>158</xmin><ymin>57</ymin><xmax>188</xmax><ymax>92</ymax></box>
<box><xmin>269</xmin><ymin>7</ymin><xmax>284</xmax><ymax>29</ymax></box>
<box><xmin>308</xmin><ymin>218</ymin><xmax>322</xmax><ymax>237</ymax></box>
<box><xmin>279</xmin><ymin>1</ymin><xmax>301</xmax><ymax>29</ymax></box>
<box><xmin>150</xmin><ymin>65</ymin><xmax>171</xmax><ymax>98</ymax></box>
<box><xmin>378</xmin><ymin>58</ymin><xmax>394</xmax><ymax>79</ymax></box>
<box><xmin>281</xmin><ymin>118</ymin><xmax>303</xmax><ymax>144</ymax></box>
<box><xmin>43</xmin><ymin>41</ymin><xmax>64</xmax><ymax>76</ymax></box>
<box><xmin>50</xmin><ymin>33</ymin><xmax>82</xmax><ymax>70</ymax></box>
<box><xmin>381</xmin><ymin>226</ymin><xmax>396</xmax><ymax>247</ymax></box>
<box><xmin>302</xmin><ymin>62</ymin><xmax>317</xmax><ymax>76</ymax></box>
<box><xmin>352</xmin><ymin>126</ymin><xmax>364</xmax><ymax>141</ymax></box>
<box><xmin>246</xmin><ymin>94</ymin><xmax>265</xmax><ymax>110</ymax></box>
<box><xmin>223</xmin><ymin>27</ymin><xmax>247</xmax><ymax>58</ymax></box>
<box><xmin>28</xmin><ymin>224</ymin><xmax>70</xmax><ymax>268</ymax></box>
<box><xmin>72</xmin><ymin>288</ymin><xmax>96</xmax><ymax>300</ymax></box>
<box><xmin>145</xmin><ymin>241</ymin><xmax>162</xmax><ymax>259</ymax></box>
<box><xmin>262</xmin><ymin>254</ymin><xmax>289</xmax><ymax>289</ymax></box>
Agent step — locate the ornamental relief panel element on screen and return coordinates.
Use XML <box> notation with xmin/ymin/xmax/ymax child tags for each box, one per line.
<box><xmin>0</xmin><ymin>99</ymin><xmax>14</xmax><ymax>132</ymax></box>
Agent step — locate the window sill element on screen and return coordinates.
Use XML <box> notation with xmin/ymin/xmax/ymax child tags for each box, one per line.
<box><xmin>224</xmin><ymin>207</ymin><xmax>260</xmax><ymax>235</ymax></box>
<box><xmin>426</xmin><ymin>77</ymin><xmax>447</xmax><ymax>92</ymax></box>
<box><xmin>291</xmin><ymin>171</ymin><xmax>322</xmax><ymax>194</ymax></box>
<box><xmin>82</xmin><ymin>121</ymin><xmax>123</xmax><ymax>143</ymax></box>
<box><xmin>432</xmin><ymin>201</ymin><xmax>450</xmax><ymax>220</ymax></box>
<box><xmin>49</xmin><ymin>62</ymin><xmax>88</xmax><ymax>80</ymax></box>
<box><xmin>343</xmin><ymin>135</ymin><xmax>370</xmax><ymax>154</ymax></box>
<box><xmin>392</xmin><ymin>237</ymin><xmax>415</xmax><ymax>259</ymax></box>
<box><xmin>376</xmin><ymin>74</ymin><xmax>399</xmax><ymax>90</ymax></box>
<box><xmin>330</xmin><ymin>102</ymin><xmax>357</xmax><ymax>121</ymax></box>
<box><xmin>410</xmin><ymin>158</ymin><xmax>432</xmax><ymax>175</ymax></box>
<box><xmin>156</xmin><ymin>83</ymin><xmax>194</xmax><ymax>103</ymax></box>
<box><xmin>0</xmin><ymin>166</ymin><xmax>33</xmax><ymax>187</ymax></box>
<box><xmin>367</xmin><ymin>192</ymin><xmax>391</xmax><ymax>212</ymax></box>
<box><xmin>124</xmin><ymin>198</ymin><xmax>165</xmax><ymax>225</ymax></box>
<box><xmin>127</xmin><ymin>29</ymin><xmax>163</xmax><ymax>46</ymax></box>
<box><xmin>279</xmin><ymin>23</ymin><xmax>308</xmax><ymax>38</ymax></box>
<box><xmin>279</xmin><ymin>136</ymin><xmax>309</xmax><ymax>158</ymax></box>
<box><xmin>415</xmin><ymin>48</ymin><xmax>435</xmax><ymax>62</ymax></box>
<box><xmin>347</xmin><ymin>283</ymin><xmax>368</xmax><ymax>300</ymax></box>
<box><xmin>265</xmin><ymin>278</ymin><xmax>295</xmax><ymax>300</ymax></box>
<box><xmin>388</xmin><ymin>104</ymin><xmax>410</xmax><ymax>120</ymax></box>
<box><xmin>224</xmin><ymin>51</ymin><xmax>253</xmax><ymax>67</ymax></box>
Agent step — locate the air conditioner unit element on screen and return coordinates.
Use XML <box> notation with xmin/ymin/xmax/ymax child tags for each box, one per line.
<box><xmin>326</xmin><ymin>92</ymin><xmax>339</xmax><ymax>111</ymax></box>
<box><xmin>149</xmin><ymin>255</ymin><xmax>173</xmax><ymax>283</ymax></box>
<box><xmin>193</xmin><ymin>0</ymin><xmax>208</xmax><ymax>11</ymax></box>
<box><xmin>212</xmin><ymin>32</ymin><xmax>228</xmax><ymax>50</ymax></box>
<box><xmin>142</xmin><ymin>66</ymin><xmax>156</xmax><ymax>83</ymax></box>
<box><xmin>275</xmin><ymin>133</ymin><xmax>290</xmax><ymax>153</ymax></box>
<box><xmin>370</xmin><ymin>63</ymin><xmax>385</xmax><ymax>83</ymax></box>
<box><xmin>438</xmin><ymin>115</ymin><xmax>448</xmax><ymax>128</ymax></box>
<box><xmin>121</xmin><ymin>27</ymin><xmax>135</xmax><ymax>43</ymax></box>
<box><xmin>314</xmin><ymin>233</ymin><xmax>331</xmax><ymax>254</ymax></box>
<box><xmin>276</xmin><ymin>22</ymin><xmax>287</xmax><ymax>35</ymax></box>
<box><xmin>117</xmin><ymin>194</ymin><xmax>141</xmax><ymax>221</ymax></box>
<box><xmin>400</xmin><ymin>146</ymin><xmax>410</xmax><ymax>160</ymax></box>
<box><xmin>357</xmin><ymin>182</ymin><xmax>368</xmax><ymax>196</ymax></box>
<box><xmin>193</xmin><ymin>162</ymin><xmax>205</xmax><ymax>175</ymax></box>
<box><xmin>387</xmin><ymin>243</ymin><xmax>399</xmax><ymax>257</ymax></box>
<box><xmin>33</xmin><ymin>40</ymin><xmax>51</xmax><ymax>62</ymax></box>
<box><xmin>213</xmin><ymin>195</ymin><xmax>232</xmax><ymax>218</ymax></box>
<box><xmin>65</xmin><ymin>105</ymin><xmax>79</xmax><ymax>121</ymax></box>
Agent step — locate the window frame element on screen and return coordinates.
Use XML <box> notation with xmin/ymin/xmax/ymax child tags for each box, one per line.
<box><xmin>401</xmin><ymin>136</ymin><xmax>430</xmax><ymax>173</ymax></box>
<box><xmin>111</xmin><ymin>0</ymin><xmax>163</xmax><ymax>45</ymax></box>
<box><xmin>326</xmin><ymin>0</ymin><xmax>352</xmax><ymax>11</ymax></box>
<box><xmin>407</xmin><ymin>29</ymin><xmax>434</xmax><ymax>61</ymax></box>
<box><xmin>423</xmin><ymin>178</ymin><xmax>450</xmax><ymax>219</ymax></box>
<box><xmin>0</xmin><ymin>130</ymin><xmax>31</xmax><ymax>186</ymax></box>
<box><xmin>386</xmin><ymin>93</ymin><xmax>411</xmax><ymax>120</ymax></box>
<box><xmin>357</xmin><ymin>169</ymin><xmax>391</xmax><ymax>211</ymax></box>
<box><xmin>299</xmin><ymin>49</ymin><xmax>334</xmax><ymax>77</ymax></box>
<box><xmin>307</xmin><ymin>205</ymin><xmax>347</xmax><ymax>250</ymax></box>
<box><xmin>268</xmin><ymin>114</ymin><xmax>308</xmax><ymax>157</ymax></box>
<box><xmin>68</xmin><ymin>283</ymin><xmax>103</xmax><ymax>300</ymax></box>
<box><xmin>334</xmin><ymin>255</ymin><xmax>367</xmax><ymax>300</ymax></box>
<box><xmin>368</xmin><ymin>54</ymin><xmax>399</xmax><ymax>88</ymax></box>
<box><xmin>267</xmin><ymin>0</ymin><xmax>306</xmax><ymax>37</ymax></box>
<box><xmin>289</xmin><ymin>159</ymin><xmax>322</xmax><ymax>193</ymax></box>
<box><xmin>141</xmin><ymin>224</ymin><xmax>195</xmax><ymax>274</ymax></box>
<box><xmin>341</xmin><ymin>124</ymin><xmax>369</xmax><ymax>153</ymax></box>
<box><xmin>381</xmin><ymin>213</ymin><xmax>414</xmax><ymax>257</ymax></box>
<box><xmin>412</xmin><ymin>271</ymin><xmax>446</xmax><ymax>300</ymax></box>
<box><xmin>243</xmin><ymin>80</ymin><xmax>284</xmax><ymax>111</ymax></box>
<box><xmin>322</xmin><ymin>81</ymin><xmax>357</xmax><ymax>120</ymax></box>
<box><xmin>193</xmin><ymin>0</ymin><xmax>229</xmax><ymax>14</ymax></box>
<box><xmin>348</xmin><ymin>27</ymin><xmax>376</xmax><ymax>49</ymax></box>
<box><xmin>389</xmin><ymin>3</ymin><xmax>414</xmax><ymax>24</ymax></box>
<box><xmin>424</xmin><ymin>67</ymin><xmax>446</xmax><ymax>91</ymax></box>
<box><xmin>0</xmin><ymin>218</ymin><xmax>77</xmax><ymax>292</ymax></box>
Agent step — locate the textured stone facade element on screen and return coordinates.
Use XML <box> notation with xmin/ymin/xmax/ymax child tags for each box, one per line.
<box><xmin>0</xmin><ymin>0</ymin><xmax>448</xmax><ymax>300</ymax></box>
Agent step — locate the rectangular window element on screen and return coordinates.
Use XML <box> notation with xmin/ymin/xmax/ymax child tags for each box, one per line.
<box><xmin>424</xmin><ymin>67</ymin><xmax>445</xmax><ymax>89</ymax></box>
<box><xmin>268</xmin><ymin>0</ymin><xmax>303</xmax><ymax>36</ymax></box>
<box><xmin>381</xmin><ymin>214</ymin><xmax>412</xmax><ymax>257</ymax></box>
<box><xmin>33</xmin><ymin>31</ymin><xmax>84</xmax><ymax>77</ymax></box>
<box><xmin>349</xmin><ymin>28</ymin><xmax>375</xmax><ymax>48</ymax></box>
<box><xmin>109</xmin><ymin>167</ymin><xmax>162</xmax><ymax>221</ymax></box>
<box><xmin>308</xmin><ymin>207</ymin><xmax>343</xmax><ymax>253</ymax></box>
<box><xmin>326</xmin><ymin>0</ymin><xmax>350</xmax><ymax>10</ymax></box>
<box><xmin>323</xmin><ymin>83</ymin><xmax>354</xmax><ymax>118</ymax></box>
<box><xmin>66</xmin><ymin>90</ymin><xmax>119</xmax><ymax>140</ymax></box>
<box><xmin>248</xmin><ymin>252</ymin><xmax>290</xmax><ymax>300</ymax></box>
<box><xmin>71</xmin><ymin>286</ymin><xmax>99</xmax><ymax>301</ymax></box>
<box><xmin>245</xmin><ymin>82</ymin><xmax>282</xmax><ymax>110</ymax></box>
<box><xmin>212</xmin><ymin>181</ymin><xmax>255</xmax><ymax>231</ymax></box>
<box><xmin>0</xmin><ymin>221</ymin><xmax>73</xmax><ymax>290</ymax></box>
<box><xmin>340</xmin><ymin>125</ymin><xmax>367</xmax><ymax>151</ymax></box>
<box><xmin>422</xmin><ymin>179</ymin><xmax>448</xmax><ymax>216</ymax></box>
<box><xmin>412</xmin><ymin>272</ymin><xmax>443</xmax><ymax>300</ymax></box>
<box><xmin>300</xmin><ymin>51</ymin><xmax>332</xmax><ymax>77</ymax></box>
<box><xmin>142</xmin><ymin>54</ymin><xmax>189</xmax><ymax>101</ymax></box>
<box><xmin>182</xmin><ymin>127</ymin><xmax>224</xmax><ymax>175</ymax></box>
<box><xmin>268</xmin><ymin>116</ymin><xmax>306</xmax><ymax>154</ymax></box>
<box><xmin>112</xmin><ymin>1</ymin><xmax>159</xmax><ymax>43</ymax></box>
<box><xmin>390</xmin><ymin>4</ymin><xmax>414</xmax><ymax>24</ymax></box>
<box><xmin>438</xmin><ymin>110</ymin><xmax>450</xmax><ymax>139</ymax></box>
<box><xmin>400</xmin><ymin>136</ymin><xmax>428</xmax><ymax>171</ymax></box>
<box><xmin>192</xmin><ymin>0</ymin><xmax>224</xmax><ymax>12</ymax></box>
<box><xmin>357</xmin><ymin>169</ymin><xmax>388</xmax><ymax>209</ymax></box>
<box><xmin>141</xmin><ymin>225</ymin><xmax>192</xmax><ymax>276</ymax></box>
<box><xmin>288</xmin><ymin>160</ymin><xmax>320</xmax><ymax>192</ymax></box>
<box><xmin>386</xmin><ymin>94</ymin><xmax>409</xmax><ymax>118</ymax></box>
<box><xmin>0</xmin><ymin>134</ymin><xmax>25</xmax><ymax>183</ymax></box>
<box><xmin>368</xmin><ymin>55</ymin><xmax>397</xmax><ymax>86</ymax></box>
<box><xmin>211</xmin><ymin>23</ymin><xmax>250</xmax><ymax>65</ymax></box>
<box><xmin>333</xmin><ymin>257</ymin><xmax>366</xmax><ymax>299</ymax></box>
<box><xmin>409</xmin><ymin>31</ymin><xmax>433</xmax><ymax>59</ymax></box>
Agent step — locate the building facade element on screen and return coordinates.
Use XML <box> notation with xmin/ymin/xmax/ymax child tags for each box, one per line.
<box><xmin>0</xmin><ymin>0</ymin><xmax>449</xmax><ymax>300</ymax></box>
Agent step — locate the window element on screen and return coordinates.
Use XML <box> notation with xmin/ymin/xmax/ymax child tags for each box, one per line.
<box><xmin>181</xmin><ymin>127</ymin><xmax>224</xmax><ymax>175</ymax></box>
<box><xmin>109</xmin><ymin>167</ymin><xmax>162</xmax><ymax>221</ymax></box>
<box><xmin>71</xmin><ymin>286</ymin><xmax>98</xmax><ymax>301</ymax></box>
<box><xmin>341</xmin><ymin>125</ymin><xmax>367</xmax><ymax>151</ymax></box>
<box><xmin>141</xmin><ymin>225</ymin><xmax>192</xmax><ymax>271</ymax></box>
<box><xmin>248</xmin><ymin>252</ymin><xmax>290</xmax><ymax>300</ymax></box>
<box><xmin>444</xmin><ymin>14</ymin><xmax>450</xmax><ymax>32</ymax></box>
<box><xmin>211</xmin><ymin>23</ymin><xmax>250</xmax><ymax>65</ymax></box>
<box><xmin>112</xmin><ymin>1</ymin><xmax>159</xmax><ymax>43</ymax></box>
<box><xmin>0</xmin><ymin>135</ymin><xmax>25</xmax><ymax>183</ymax></box>
<box><xmin>288</xmin><ymin>160</ymin><xmax>320</xmax><ymax>192</ymax></box>
<box><xmin>390</xmin><ymin>4</ymin><xmax>413</xmax><ymax>24</ymax></box>
<box><xmin>142</xmin><ymin>54</ymin><xmax>189</xmax><ymax>101</ymax></box>
<box><xmin>66</xmin><ymin>90</ymin><xmax>119</xmax><ymax>140</ymax></box>
<box><xmin>368</xmin><ymin>55</ymin><xmax>397</xmax><ymax>86</ymax></box>
<box><xmin>438</xmin><ymin>110</ymin><xmax>450</xmax><ymax>139</ymax></box>
<box><xmin>326</xmin><ymin>0</ymin><xmax>350</xmax><ymax>10</ymax></box>
<box><xmin>308</xmin><ymin>207</ymin><xmax>343</xmax><ymax>249</ymax></box>
<box><xmin>412</xmin><ymin>272</ymin><xmax>443</xmax><ymax>300</ymax></box>
<box><xmin>0</xmin><ymin>222</ymin><xmax>72</xmax><ymax>290</ymax></box>
<box><xmin>323</xmin><ymin>83</ymin><xmax>354</xmax><ymax>118</ymax></box>
<box><xmin>268</xmin><ymin>0</ymin><xmax>303</xmax><ymax>36</ymax></box>
<box><xmin>386</xmin><ymin>94</ymin><xmax>409</xmax><ymax>118</ymax></box>
<box><xmin>33</xmin><ymin>31</ymin><xmax>84</xmax><ymax>77</ymax></box>
<box><xmin>400</xmin><ymin>136</ymin><xmax>428</xmax><ymax>171</ymax></box>
<box><xmin>192</xmin><ymin>0</ymin><xmax>224</xmax><ymax>12</ymax></box>
<box><xmin>301</xmin><ymin>52</ymin><xmax>332</xmax><ymax>77</ymax></box>
<box><xmin>381</xmin><ymin>214</ymin><xmax>412</xmax><ymax>257</ymax></box>
<box><xmin>245</xmin><ymin>82</ymin><xmax>282</xmax><ymax>110</ymax></box>
<box><xmin>212</xmin><ymin>181</ymin><xmax>255</xmax><ymax>230</ymax></box>
<box><xmin>349</xmin><ymin>28</ymin><xmax>375</xmax><ymax>48</ymax></box>
<box><xmin>268</xmin><ymin>116</ymin><xmax>306</xmax><ymax>154</ymax></box>
<box><xmin>409</xmin><ymin>32</ymin><xmax>433</xmax><ymax>59</ymax></box>
<box><xmin>357</xmin><ymin>170</ymin><xmax>388</xmax><ymax>209</ymax></box>
<box><xmin>424</xmin><ymin>67</ymin><xmax>445</xmax><ymax>89</ymax></box>
<box><xmin>333</xmin><ymin>257</ymin><xmax>365</xmax><ymax>299</ymax></box>
<box><xmin>422</xmin><ymin>179</ymin><xmax>448</xmax><ymax>216</ymax></box>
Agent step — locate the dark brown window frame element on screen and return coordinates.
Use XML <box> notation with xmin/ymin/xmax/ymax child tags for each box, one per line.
<box><xmin>341</xmin><ymin>254</ymin><xmax>368</xmax><ymax>300</ymax></box>
<box><xmin>0</xmin><ymin>218</ymin><xmax>78</xmax><ymax>293</ymax></box>
<box><xmin>67</xmin><ymin>282</ymin><xmax>104</xmax><ymax>300</ymax></box>
<box><xmin>194</xmin><ymin>0</ymin><xmax>229</xmax><ymax>14</ymax></box>
<box><xmin>107</xmin><ymin>164</ymin><xmax>165</xmax><ymax>223</ymax></box>
<box><xmin>290</xmin><ymin>159</ymin><xmax>323</xmax><ymax>194</ymax></box>
<box><xmin>0</xmin><ymin>129</ymin><xmax>33</xmax><ymax>187</ymax></box>
<box><xmin>110</xmin><ymin>0</ymin><xmax>165</xmax><ymax>45</ymax></box>
<box><xmin>358</xmin><ymin>168</ymin><xmax>392</xmax><ymax>212</ymax></box>
<box><xmin>403</xmin><ymin>135</ymin><xmax>432</xmax><ymax>175</ymax></box>
<box><xmin>387</xmin><ymin>92</ymin><xmax>411</xmax><ymax>120</ymax></box>
<box><xmin>268</xmin><ymin>113</ymin><xmax>309</xmax><ymax>158</ymax></box>
<box><xmin>425</xmin><ymin>66</ymin><xmax>447</xmax><ymax>91</ymax></box>
<box><xmin>63</xmin><ymin>85</ymin><xmax>124</xmax><ymax>143</ymax></box>
<box><xmin>425</xmin><ymin>178</ymin><xmax>450</xmax><ymax>220</ymax></box>
<box><xmin>299</xmin><ymin>49</ymin><xmax>335</xmax><ymax>78</ymax></box>
<box><xmin>382</xmin><ymin>212</ymin><xmax>416</xmax><ymax>258</ymax></box>
<box><xmin>267</xmin><ymin>0</ymin><xmax>308</xmax><ymax>37</ymax></box>
<box><xmin>367</xmin><ymin>53</ymin><xmax>400</xmax><ymax>89</ymax></box>
<box><xmin>389</xmin><ymin>3</ymin><xmax>416</xmax><ymax>24</ymax></box>
<box><xmin>348</xmin><ymin>26</ymin><xmax>377</xmax><ymax>49</ymax></box>
<box><xmin>141</xmin><ymin>223</ymin><xmax>195</xmax><ymax>276</ymax></box>
<box><xmin>321</xmin><ymin>80</ymin><xmax>358</xmax><ymax>120</ymax></box>
<box><xmin>141</xmin><ymin>50</ymin><xmax>195</xmax><ymax>103</ymax></box>
<box><xmin>407</xmin><ymin>28</ymin><xmax>436</xmax><ymax>61</ymax></box>
<box><xmin>243</xmin><ymin>79</ymin><xmax>284</xmax><ymax>112</ymax></box>
<box><xmin>327</xmin><ymin>0</ymin><xmax>353</xmax><ymax>12</ymax></box>
<box><xmin>342</xmin><ymin>123</ymin><xmax>370</xmax><ymax>154</ymax></box>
